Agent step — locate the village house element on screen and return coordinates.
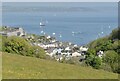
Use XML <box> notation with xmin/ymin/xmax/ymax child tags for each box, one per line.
<box><xmin>61</xmin><ymin>47</ymin><xmax>72</xmax><ymax>56</ymax></box>
<box><xmin>79</xmin><ymin>46</ymin><xmax>88</xmax><ymax>55</ymax></box>
<box><xmin>72</xmin><ymin>52</ymin><xmax>81</xmax><ymax>57</ymax></box>
<box><xmin>97</xmin><ymin>50</ymin><xmax>104</xmax><ymax>58</ymax></box>
<box><xmin>0</xmin><ymin>31</ymin><xmax>7</xmax><ymax>36</ymax></box>
<box><xmin>0</xmin><ymin>26</ymin><xmax>26</xmax><ymax>37</ymax></box>
<box><xmin>47</xmin><ymin>48</ymin><xmax>63</xmax><ymax>56</ymax></box>
<box><xmin>37</xmin><ymin>42</ymin><xmax>59</xmax><ymax>50</ymax></box>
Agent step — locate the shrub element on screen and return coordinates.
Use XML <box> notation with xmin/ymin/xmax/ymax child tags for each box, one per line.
<box><xmin>2</xmin><ymin>36</ymin><xmax>46</xmax><ymax>59</ymax></box>
<box><xmin>103</xmin><ymin>50</ymin><xmax>119</xmax><ymax>73</ymax></box>
<box><xmin>109</xmin><ymin>27</ymin><xmax>120</xmax><ymax>40</ymax></box>
<box><xmin>92</xmin><ymin>57</ymin><xmax>102</xmax><ymax>69</ymax></box>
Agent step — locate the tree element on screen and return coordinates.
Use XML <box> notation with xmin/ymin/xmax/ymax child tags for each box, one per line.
<box><xmin>103</xmin><ymin>50</ymin><xmax>118</xmax><ymax>73</ymax></box>
<box><xmin>109</xmin><ymin>27</ymin><xmax>120</xmax><ymax>40</ymax></box>
<box><xmin>85</xmin><ymin>54</ymin><xmax>94</xmax><ymax>66</ymax></box>
<box><xmin>92</xmin><ymin>57</ymin><xmax>102</xmax><ymax>69</ymax></box>
<box><xmin>87</xmin><ymin>28</ymin><xmax>120</xmax><ymax>72</ymax></box>
<box><xmin>103</xmin><ymin>50</ymin><xmax>118</xmax><ymax>64</ymax></box>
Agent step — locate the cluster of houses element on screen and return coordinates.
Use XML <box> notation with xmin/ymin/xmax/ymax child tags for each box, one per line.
<box><xmin>33</xmin><ymin>35</ymin><xmax>89</xmax><ymax>61</ymax></box>
<box><xmin>0</xmin><ymin>26</ymin><xmax>104</xmax><ymax>62</ymax></box>
<box><xmin>31</xmin><ymin>35</ymin><xmax>104</xmax><ymax>62</ymax></box>
<box><xmin>0</xmin><ymin>26</ymin><xmax>26</xmax><ymax>37</ymax></box>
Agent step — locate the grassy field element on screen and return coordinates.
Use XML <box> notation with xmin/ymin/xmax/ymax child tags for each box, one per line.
<box><xmin>0</xmin><ymin>52</ymin><xmax>2</xmax><ymax>80</ymax></box>
<box><xmin>2</xmin><ymin>52</ymin><xmax>118</xmax><ymax>79</ymax></box>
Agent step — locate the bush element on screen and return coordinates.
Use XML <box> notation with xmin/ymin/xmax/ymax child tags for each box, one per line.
<box><xmin>92</xmin><ymin>57</ymin><xmax>102</xmax><ymax>69</ymax></box>
<box><xmin>103</xmin><ymin>50</ymin><xmax>119</xmax><ymax>73</ymax></box>
<box><xmin>2</xmin><ymin>36</ymin><xmax>46</xmax><ymax>59</ymax></box>
<box><xmin>85</xmin><ymin>49</ymin><xmax>95</xmax><ymax>65</ymax></box>
<box><xmin>103</xmin><ymin>50</ymin><xmax>118</xmax><ymax>64</ymax></box>
<box><xmin>85</xmin><ymin>49</ymin><xmax>102</xmax><ymax>69</ymax></box>
<box><xmin>88</xmin><ymin>37</ymin><xmax>108</xmax><ymax>50</ymax></box>
<box><xmin>101</xmin><ymin>63</ymin><xmax>112</xmax><ymax>72</ymax></box>
<box><xmin>109</xmin><ymin>27</ymin><xmax>120</xmax><ymax>40</ymax></box>
<box><xmin>85</xmin><ymin>54</ymin><xmax>94</xmax><ymax>66</ymax></box>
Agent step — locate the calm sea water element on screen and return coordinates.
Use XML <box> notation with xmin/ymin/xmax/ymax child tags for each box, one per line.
<box><xmin>2</xmin><ymin>2</ymin><xmax>118</xmax><ymax>45</ymax></box>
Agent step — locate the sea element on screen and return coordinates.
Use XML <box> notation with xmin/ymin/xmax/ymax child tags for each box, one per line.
<box><xmin>2</xmin><ymin>2</ymin><xmax>118</xmax><ymax>45</ymax></box>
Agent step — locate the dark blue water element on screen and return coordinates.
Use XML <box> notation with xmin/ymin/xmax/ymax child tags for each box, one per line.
<box><xmin>2</xmin><ymin>2</ymin><xmax>118</xmax><ymax>45</ymax></box>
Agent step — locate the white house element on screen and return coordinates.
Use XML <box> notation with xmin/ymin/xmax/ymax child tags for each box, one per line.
<box><xmin>65</xmin><ymin>47</ymin><xmax>71</xmax><ymax>51</ymax></box>
<box><xmin>38</xmin><ymin>43</ymin><xmax>58</xmax><ymax>49</ymax></box>
<box><xmin>69</xmin><ymin>42</ymin><xmax>72</xmax><ymax>45</ymax></box>
<box><xmin>74</xmin><ymin>44</ymin><xmax>78</xmax><ymax>47</ymax></box>
<box><xmin>46</xmin><ymin>35</ymin><xmax>51</xmax><ymax>39</ymax></box>
<box><xmin>56</xmin><ymin>57</ymin><xmax>63</xmax><ymax>61</ymax></box>
<box><xmin>80</xmin><ymin>46</ymin><xmax>88</xmax><ymax>52</ymax></box>
<box><xmin>57</xmin><ymin>48</ymin><xmax>63</xmax><ymax>54</ymax></box>
<box><xmin>18</xmin><ymin>27</ymin><xmax>26</xmax><ymax>36</ymax></box>
<box><xmin>65</xmin><ymin>55</ymin><xmax>72</xmax><ymax>60</ymax></box>
<box><xmin>7</xmin><ymin>27</ymin><xmax>26</xmax><ymax>37</ymax></box>
<box><xmin>72</xmin><ymin>52</ymin><xmax>81</xmax><ymax>57</ymax></box>
<box><xmin>48</xmin><ymin>48</ymin><xmax>63</xmax><ymax>57</ymax></box>
<box><xmin>97</xmin><ymin>50</ymin><xmax>104</xmax><ymax>58</ymax></box>
<box><xmin>63</xmin><ymin>47</ymin><xmax>72</xmax><ymax>56</ymax></box>
<box><xmin>51</xmin><ymin>39</ymin><xmax>57</xmax><ymax>43</ymax></box>
<box><xmin>38</xmin><ymin>43</ymin><xmax>47</xmax><ymax>49</ymax></box>
<box><xmin>46</xmin><ymin>44</ymin><xmax>56</xmax><ymax>48</ymax></box>
<box><xmin>61</xmin><ymin>52</ymin><xmax>72</xmax><ymax>56</ymax></box>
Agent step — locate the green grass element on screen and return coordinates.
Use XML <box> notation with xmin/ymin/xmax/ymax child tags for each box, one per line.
<box><xmin>0</xmin><ymin>52</ymin><xmax>2</xmax><ymax>80</ymax></box>
<box><xmin>2</xmin><ymin>52</ymin><xmax>118</xmax><ymax>79</ymax></box>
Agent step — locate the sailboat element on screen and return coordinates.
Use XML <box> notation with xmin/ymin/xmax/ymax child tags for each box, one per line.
<box><xmin>40</xmin><ymin>22</ymin><xmax>45</xmax><ymax>26</ymax></box>
<box><xmin>40</xmin><ymin>18</ymin><xmax>45</xmax><ymax>26</ymax></box>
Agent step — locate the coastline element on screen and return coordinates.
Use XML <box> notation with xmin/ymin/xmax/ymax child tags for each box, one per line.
<box><xmin>1</xmin><ymin>26</ymin><xmax>120</xmax><ymax>74</ymax></box>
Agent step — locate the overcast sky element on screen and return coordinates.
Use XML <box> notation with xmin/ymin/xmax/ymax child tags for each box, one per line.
<box><xmin>1</xmin><ymin>0</ymin><xmax>119</xmax><ymax>2</ymax></box>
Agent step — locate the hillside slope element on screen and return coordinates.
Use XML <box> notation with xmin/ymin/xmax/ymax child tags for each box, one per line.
<box><xmin>87</xmin><ymin>28</ymin><xmax>120</xmax><ymax>73</ymax></box>
<box><xmin>2</xmin><ymin>52</ymin><xmax>118</xmax><ymax>79</ymax></box>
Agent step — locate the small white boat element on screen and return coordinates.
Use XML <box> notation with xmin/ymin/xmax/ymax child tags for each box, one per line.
<box><xmin>59</xmin><ymin>34</ymin><xmax>62</xmax><ymax>38</ymax></box>
<box><xmin>40</xmin><ymin>31</ymin><xmax>44</xmax><ymax>33</ymax></box>
<box><xmin>40</xmin><ymin>18</ymin><xmax>45</xmax><ymax>26</ymax></box>
<box><xmin>40</xmin><ymin>22</ymin><xmax>45</xmax><ymax>26</ymax></box>
<box><xmin>52</xmin><ymin>33</ymin><xmax>56</xmax><ymax>35</ymax></box>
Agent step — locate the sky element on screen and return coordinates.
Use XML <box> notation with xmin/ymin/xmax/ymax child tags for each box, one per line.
<box><xmin>1</xmin><ymin>0</ymin><xmax>120</xmax><ymax>2</ymax></box>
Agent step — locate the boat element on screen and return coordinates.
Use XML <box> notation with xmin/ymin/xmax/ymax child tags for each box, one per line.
<box><xmin>59</xmin><ymin>34</ymin><xmax>62</xmax><ymax>38</ymax></box>
<box><xmin>52</xmin><ymin>33</ymin><xmax>56</xmax><ymax>35</ymax></box>
<box><xmin>40</xmin><ymin>22</ymin><xmax>45</xmax><ymax>26</ymax></box>
<box><xmin>40</xmin><ymin>18</ymin><xmax>45</xmax><ymax>26</ymax></box>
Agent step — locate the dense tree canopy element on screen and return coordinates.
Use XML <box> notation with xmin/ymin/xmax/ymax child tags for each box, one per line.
<box><xmin>109</xmin><ymin>27</ymin><xmax>120</xmax><ymax>40</ymax></box>
<box><xmin>87</xmin><ymin>27</ymin><xmax>119</xmax><ymax>73</ymax></box>
<box><xmin>103</xmin><ymin>50</ymin><xmax>119</xmax><ymax>73</ymax></box>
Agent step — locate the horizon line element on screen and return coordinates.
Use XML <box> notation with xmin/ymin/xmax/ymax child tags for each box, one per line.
<box><xmin>1</xmin><ymin>0</ymin><xmax>120</xmax><ymax>2</ymax></box>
